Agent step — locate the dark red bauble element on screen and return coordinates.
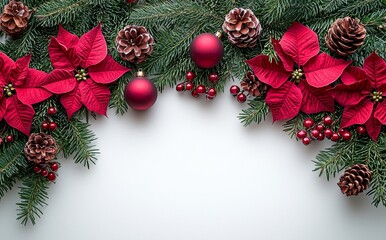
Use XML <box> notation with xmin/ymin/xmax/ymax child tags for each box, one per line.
<box><xmin>47</xmin><ymin>107</ymin><xmax>57</xmax><ymax>116</ymax></box>
<box><xmin>206</xmin><ymin>95</ymin><xmax>215</xmax><ymax>101</ymax></box>
<box><xmin>47</xmin><ymin>172</ymin><xmax>56</xmax><ymax>182</ymax></box>
<box><xmin>125</xmin><ymin>74</ymin><xmax>158</xmax><ymax>111</ymax></box>
<box><xmin>303</xmin><ymin>118</ymin><xmax>314</xmax><ymax>128</ymax></box>
<box><xmin>208</xmin><ymin>73</ymin><xmax>219</xmax><ymax>83</ymax></box>
<box><xmin>311</xmin><ymin>129</ymin><xmax>320</xmax><ymax>139</ymax></box>
<box><xmin>6</xmin><ymin>135</ymin><xmax>13</xmax><ymax>143</ymax></box>
<box><xmin>207</xmin><ymin>88</ymin><xmax>217</xmax><ymax>97</ymax></box>
<box><xmin>356</xmin><ymin>126</ymin><xmax>366</xmax><ymax>135</ymax></box>
<box><xmin>324</xmin><ymin>129</ymin><xmax>333</xmax><ymax>138</ymax></box>
<box><xmin>297</xmin><ymin>130</ymin><xmax>307</xmax><ymax>139</ymax></box>
<box><xmin>338</xmin><ymin>128</ymin><xmax>345</xmax><ymax>136</ymax></box>
<box><xmin>186</xmin><ymin>82</ymin><xmax>194</xmax><ymax>91</ymax></box>
<box><xmin>0</xmin><ymin>137</ymin><xmax>3</xmax><ymax>145</ymax></box>
<box><xmin>237</xmin><ymin>93</ymin><xmax>247</xmax><ymax>103</ymax></box>
<box><xmin>41</xmin><ymin>169</ymin><xmax>49</xmax><ymax>177</ymax></box>
<box><xmin>196</xmin><ymin>85</ymin><xmax>206</xmax><ymax>94</ymax></box>
<box><xmin>192</xmin><ymin>90</ymin><xmax>199</xmax><ymax>98</ymax></box>
<box><xmin>190</xmin><ymin>33</ymin><xmax>224</xmax><ymax>69</ymax></box>
<box><xmin>323</xmin><ymin>116</ymin><xmax>333</xmax><ymax>126</ymax></box>
<box><xmin>33</xmin><ymin>166</ymin><xmax>42</xmax><ymax>173</ymax></box>
<box><xmin>331</xmin><ymin>133</ymin><xmax>340</xmax><ymax>142</ymax></box>
<box><xmin>317</xmin><ymin>133</ymin><xmax>325</xmax><ymax>141</ymax></box>
<box><xmin>50</xmin><ymin>162</ymin><xmax>59</xmax><ymax>172</ymax></box>
<box><xmin>316</xmin><ymin>124</ymin><xmax>324</xmax><ymax>131</ymax></box>
<box><xmin>49</xmin><ymin>122</ymin><xmax>57</xmax><ymax>131</ymax></box>
<box><xmin>176</xmin><ymin>83</ymin><xmax>185</xmax><ymax>92</ymax></box>
<box><xmin>342</xmin><ymin>131</ymin><xmax>352</xmax><ymax>141</ymax></box>
<box><xmin>42</xmin><ymin>121</ymin><xmax>49</xmax><ymax>130</ymax></box>
<box><xmin>302</xmin><ymin>137</ymin><xmax>311</xmax><ymax>145</ymax></box>
<box><xmin>230</xmin><ymin>85</ymin><xmax>240</xmax><ymax>96</ymax></box>
<box><xmin>186</xmin><ymin>71</ymin><xmax>196</xmax><ymax>81</ymax></box>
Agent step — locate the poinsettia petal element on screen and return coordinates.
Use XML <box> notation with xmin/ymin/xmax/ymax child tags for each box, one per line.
<box><xmin>304</xmin><ymin>53</ymin><xmax>352</xmax><ymax>88</ymax></box>
<box><xmin>76</xmin><ymin>24</ymin><xmax>107</xmax><ymax>67</ymax></box>
<box><xmin>298</xmin><ymin>81</ymin><xmax>334</xmax><ymax>114</ymax></box>
<box><xmin>56</xmin><ymin>25</ymin><xmax>79</xmax><ymax>49</ymax></box>
<box><xmin>246</xmin><ymin>55</ymin><xmax>290</xmax><ymax>88</ymax></box>
<box><xmin>341</xmin><ymin>66</ymin><xmax>368</xmax><ymax>85</ymax></box>
<box><xmin>89</xmin><ymin>55</ymin><xmax>130</xmax><ymax>84</ymax></box>
<box><xmin>266</xmin><ymin>81</ymin><xmax>302</xmax><ymax>121</ymax></box>
<box><xmin>0</xmin><ymin>95</ymin><xmax>6</xmax><ymax>120</ymax></box>
<box><xmin>48</xmin><ymin>37</ymin><xmax>75</xmax><ymax>70</ymax></box>
<box><xmin>280</xmin><ymin>22</ymin><xmax>320</xmax><ymax>66</ymax></box>
<box><xmin>0</xmin><ymin>52</ymin><xmax>14</xmax><ymax>85</ymax></box>
<box><xmin>4</xmin><ymin>96</ymin><xmax>34</xmax><ymax>135</ymax></box>
<box><xmin>79</xmin><ymin>79</ymin><xmax>110</xmax><ymax>116</ymax></box>
<box><xmin>43</xmin><ymin>69</ymin><xmax>77</xmax><ymax>94</ymax></box>
<box><xmin>331</xmin><ymin>80</ymin><xmax>370</xmax><ymax>106</ymax></box>
<box><xmin>365</xmin><ymin>113</ymin><xmax>382</xmax><ymax>141</ymax></box>
<box><xmin>60</xmin><ymin>85</ymin><xmax>82</xmax><ymax>119</ymax></box>
<box><xmin>272</xmin><ymin>38</ymin><xmax>294</xmax><ymax>72</ymax></box>
<box><xmin>16</xmin><ymin>69</ymin><xmax>52</xmax><ymax>105</ymax></box>
<box><xmin>374</xmin><ymin>102</ymin><xmax>386</xmax><ymax>125</ymax></box>
<box><xmin>10</xmin><ymin>54</ymin><xmax>31</xmax><ymax>86</ymax></box>
<box><xmin>363</xmin><ymin>52</ymin><xmax>386</xmax><ymax>87</ymax></box>
<box><xmin>341</xmin><ymin>99</ymin><xmax>373</xmax><ymax>128</ymax></box>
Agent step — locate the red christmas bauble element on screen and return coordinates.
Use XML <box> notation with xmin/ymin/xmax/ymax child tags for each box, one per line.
<box><xmin>190</xmin><ymin>33</ymin><xmax>224</xmax><ymax>69</ymax></box>
<box><xmin>124</xmin><ymin>71</ymin><xmax>158</xmax><ymax>111</ymax></box>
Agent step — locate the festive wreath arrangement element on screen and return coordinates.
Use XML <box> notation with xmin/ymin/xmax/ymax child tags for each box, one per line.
<box><xmin>0</xmin><ymin>0</ymin><xmax>385</xmax><ymax>225</ymax></box>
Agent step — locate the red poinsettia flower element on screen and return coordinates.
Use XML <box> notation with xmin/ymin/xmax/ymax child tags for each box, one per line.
<box><xmin>43</xmin><ymin>24</ymin><xmax>130</xmax><ymax>118</ymax></box>
<box><xmin>0</xmin><ymin>53</ymin><xmax>52</xmax><ymax>135</ymax></box>
<box><xmin>246</xmin><ymin>22</ymin><xmax>351</xmax><ymax>121</ymax></box>
<box><xmin>332</xmin><ymin>52</ymin><xmax>386</xmax><ymax>141</ymax></box>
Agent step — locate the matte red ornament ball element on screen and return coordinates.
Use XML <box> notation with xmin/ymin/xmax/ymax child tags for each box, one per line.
<box><xmin>47</xmin><ymin>172</ymin><xmax>56</xmax><ymax>182</ymax></box>
<box><xmin>230</xmin><ymin>85</ymin><xmax>240</xmax><ymax>96</ymax></box>
<box><xmin>190</xmin><ymin>33</ymin><xmax>224</xmax><ymax>69</ymax></box>
<box><xmin>124</xmin><ymin>74</ymin><xmax>158</xmax><ymax>111</ymax></box>
<box><xmin>303</xmin><ymin>118</ymin><xmax>314</xmax><ymax>128</ymax></box>
<box><xmin>186</xmin><ymin>82</ymin><xmax>194</xmax><ymax>91</ymax></box>
<box><xmin>237</xmin><ymin>93</ymin><xmax>247</xmax><ymax>103</ymax></box>
<box><xmin>302</xmin><ymin>137</ymin><xmax>311</xmax><ymax>145</ymax></box>
<box><xmin>208</xmin><ymin>73</ymin><xmax>219</xmax><ymax>83</ymax></box>
<box><xmin>186</xmin><ymin>71</ymin><xmax>196</xmax><ymax>81</ymax></box>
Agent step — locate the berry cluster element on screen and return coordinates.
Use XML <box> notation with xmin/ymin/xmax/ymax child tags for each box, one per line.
<box><xmin>41</xmin><ymin>107</ymin><xmax>58</xmax><ymax>132</ymax></box>
<box><xmin>176</xmin><ymin>71</ymin><xmax>218</xmax><ymax>101</ymax></box>
<box><xmin>229</xmin><ymin>85</ymin><xmax>247</xmax><ymax>103</ymax></box>
<box><xmin>33</xmin><ymin>162</ymin><xmax>60</xmax><ymax>182</ymax></box>
<box><xmin>0</xmin><ymin>134</ymin><xmax>14</xmax><ymax>146</ymax></box>
<box><xmin>296</xmin><ymin>116</ymin><xmax>367</xmax><ymax>145</ymax></box>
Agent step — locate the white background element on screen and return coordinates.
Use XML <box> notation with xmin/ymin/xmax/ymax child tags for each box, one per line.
<box><xmin>1</xmin><ymin>83</ymin><xmax>386</xmax><ymax>240</ymax></box>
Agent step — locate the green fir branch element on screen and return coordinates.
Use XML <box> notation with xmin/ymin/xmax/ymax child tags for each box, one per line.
<box><xmin>238</xmin><ymin>98</ymin><xmax>269</xmax><ymax>127</ymax></box>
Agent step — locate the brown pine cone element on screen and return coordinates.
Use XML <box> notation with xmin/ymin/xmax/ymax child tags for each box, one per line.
<box><xmin>24</xmin><ymin>133</ymin><xmax>58</xmax><ymax>164</ymax></box>
<box><xmin>240</xmin><ymin>71</ymin><xmax>268</xmax><ymax>97</ymax></box>
<box><xmin>0</xmin><ymin>0</ymin><xmax>30</xmax><ymax>36</ymax></box>
<box><xmin>222</xmin><ymin>8</ymin><xmax>262</xmax><ymax>48</ymax></box>
<box><xmin>337</xmin><ymin>164</ymin><xmax>372</xmax><ymax>196</ymax></box>
<box><xmin>325</xmin><ymin>17</ymin><xmax>366</xmax><ymax>57</ymax></box>
<box><xmin>116</xmin><ymin>25</ymin><xmax>154</xmax><ymax>64</ymax></box>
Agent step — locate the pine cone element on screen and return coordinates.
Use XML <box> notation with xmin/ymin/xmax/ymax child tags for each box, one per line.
<box><xmin>325</xmin><ymin>17</ymin><xmax>366</xmax><ymax>57</ymax></box>
<box><xmin>222</xmin><ymin>8</ymin><xmax>262</xmax><ymax>48</ymax></box>
<box><xmin>240</xmin><ymin>71</ymin><xmax>268</xmax><ymax>97</ymax></box>
<box><xmin>24</xmin><ymin>133</ymin><xmax>58</xmax><ymax>164</ymax></box>
<box><xmin>116</xmin><ymin>25</ymin><xmax>154</xmax><ymax>64</ymax></box>
<box><xmin>0</xmin><ymin>0</ymin><xmax>30</xmax><ymax>36</ymax></box>
<box><xmin>337</xmin><ymin>164</ymin><xmax>372</xmax><ymax>196</ymax></box>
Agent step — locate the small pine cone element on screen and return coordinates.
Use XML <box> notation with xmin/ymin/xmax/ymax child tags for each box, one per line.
<box><xmin>337</xmin><ymin>164</ymin><xmax>372</xmax><ymax>196</ymax></box>
<box><xmin>24</xmin><ymin>133</ymin><xmax>58</xmax><ymax>164</ymax></box>
<box><xmin>240</xmin><ymin>71</ymin><xmax>268</xmax><ymax>97</ymax></box>
<box><xmin>0</xmin><ymin>0</ymin><xmax>31</xmax><ymax>36</ymax></box>
<box><xmin>325</xmin><ymin>17</ymin><xmax>366</xmax><ymax>57</ymax></box>
<box><xmin>116</xmin><ymin>25</ymin><xmax>154</xmax><ymax>64</ymax></box>
<box><xmin>222</xmin><ymin>8</ymin><xmax>262</xmax><ymax>48</ymax></box>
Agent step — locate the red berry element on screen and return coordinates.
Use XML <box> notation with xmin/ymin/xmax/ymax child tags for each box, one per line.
<box><xmin>230</xmin><ymin>85</ymin><xmax>240</xmax><ymax>96</ymax></box>
<box><xmin>192</xmin><ymin>90</ymin><xmax>199</xmax><ymax>98</ymax></box>
<box><xmin>303</xmin><ymin>118</ymin><xmax>315</xmax><ymax>128</ymax></box>
<box><xmin>186</xmin><ymin>71</ymin><xmax>195</xmax><ymax>81</ymax></box>
<box><xmin>47</xmin><ymin>107</ymin><xmax>57</xmax><ymax>116</ymax></box>
<box><xmin>338</xmin><ymin>128</ymin><xmax>345</xmax><ymax>136</ymax></box>
<box><xmin>206</xmin><ymin>95</ymin><xmax>215</xmax><ymax>101</ymax></box>
<box><xmin>0</xmin><ymin>138</ymin><xmax>3</xmax><ymax>145</ymax></box>
<box><xmin>196</xmin><ymin>85</ymin><xmax>206</xmax><ymax>94</ymax></box>
<box><xmin>356</xmin><ymin>126</ymin><xmax>366</xmax><ymax>135</ymax></box>
<box><xmin>297</xmin><ymin>130</ymin><xmax>307</xmax><ymax>139</ymax></box>
<box><xmin>42</xmin><ymin>121</ymin><xmax>49</xmax><ymax>130</ymax></box>
<box><xmin>311</xmin><ymin>129</ymin><xmax>320</xmax><ymax>139</ymax></box>
<box><xmin>41</xmin><ymin>169</ymin><xmax>49</xmax><ymax>177</ymax></box>
<box><xmin>316</xmin><ymin>124</ymin><xmax>324</xmax><ymax>131</ymax></box>
<box><xmin>324</xmin><ymin>129</ymin><xmax>333</xmax><ymax>138</ymax></box>
<box><xmin>323</xmin><ymin>116</ymin><xmax>333</xmax><ymax>126</ymax></box>
<box><xmin>317</xmin><ymin>133</ymin><xmax>325</xmax><ymax>141</ymax></box>
<box><xmin>331</xmin><ymin>133</ymin><xmax>340</xmax><ymax>142</ymax></box>
<box><xmin>342</xmin><ymin>131</ymin><xmax>352</xmax><ymax>141</ymax></box>
<box><xmin>176</xmin><ymin>83</ymin><xmax>185</xmax><ymax>92</ymax></box>
<box><xmin>50</xmin><ymin>162</ymin><xmax>59</xmax><ymax>172</ymax></box>
<box><xmin>237</xmin><ymin>93</ymin><xmax>247</xmax><ymax>103</ymax></box>
<box><xmin>6</xmin><ymin>135</ymin><xmax>13</xmax><ymax>143</ymax></box>
<box><xmin>33</xmin><ymin>166</ymin><xmax>42</xmax><ymax>173</ymax></box>
<box><xmin>302</xmin><ymin>137</ymin><xmax>311</xmax><ymax>145</ymax></box>
<box><xmin>207</xmin><ymin>88</ymin><xmax>217</xmax><ymax>97</ymax></box>
<box><xmin>47</xmin><ymin>172</ymin><xmax>56</xmax><ymax>182</ymax></box>
<box><xmin>49</xmin><ymin>122</ymin><xmax>57</xmax><ymax>131</ymax></box>
<box><xmin>185</xmin><ymin>82</ymin><xmax>194</xmax><ymax>91</ymax></box>
<box><xmin>208</xmin><ymin>73</ymin><xmax>219</xmax><ymax>83</ymax></box>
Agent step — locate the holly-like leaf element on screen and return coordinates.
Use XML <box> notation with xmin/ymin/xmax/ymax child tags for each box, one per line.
<box><xmin>341</xmin><ymin>99</ymin><xmax>373</xmax><ymax>128</ymax></box>
<box><xmin>48</xmin><ymin>37</ymin><xmax>76</xmax><ymax>70</ymax></box>
<box><xmin>280</xmin><ymin>22</ymin><xmax>320</xmax><ymax>66</ymax></box>
<box><xmin>363</xmin><ymin>52</ymin><xmax>386</xmax><ymax>87</ymax></box>
<box><xmin>272</xmin><ymin>38</ymin><xmax>294</xmax><ymax>72</ymax></box>
<box><xmin>365</xmin><ymin>113</ymin><xmax>382</xmax><ymax>141</ymax></box>
<box><xmin>79</xmin><ymin>79</ymin><xmax>110</xmax><ymax>116</ymax></box>
<box><xmin>3</xmin><ymin>97</ymin><xmax>34</xmax><ymax>135</ymax></box>
<box><xmin>56</xmin><ymin>25</ymin><xmax>79</xmax><ymax>49</ymax></box>
<box><xmin>265</xmin><ymin>81</ymin><xmax>302</xmax><ymax>121</ymax></box>
<box><xmin>16</xmin><ymin>69</ymin><xmax>52</xmax><ymax>105</ymax></box>
<box><xmin>246</xmin><ymin>55</ymin><xmax>289</xmax><ymax>89</ymax></box>
<box><xmin>60</xmin><ymin>84</ymin><xmax>82</xmax><ymax>119</ymax></box>
<box><xmin>341</xmin><ymin>66</ymin><xmax>368</xmax><ymax>85</ymax></box>
<box><xmin>43</xmin><ymin>69</ymin><xmax>77</xmax><ymax>94</ymax></box>
<box><xmin>0</xmin><ymin>52</ymin><xmax>14</xmax><ymax>85</ymax></box>
<box><xmin>76</xmin><ymin>24</ymin><xmax>107</xmax><ymax>67</ymax></box>
<box><xmin>330</xmin><ymin>80</ymin><xmax>370</xmax><ymax>106</ymax></box>
<box><xmin>88</xmin><ymin>55</ymin><xmax>130</xmax><ymax>84</ymax></box>
<box><xmin>303</xmin><ymin>53</ymin><xmax>352</xmax><ymax>88</ymax></box>
<box><xmin>298</xmin><ymin>81</ymin><xmax>334</xmax><ymax>114</ymax></box>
